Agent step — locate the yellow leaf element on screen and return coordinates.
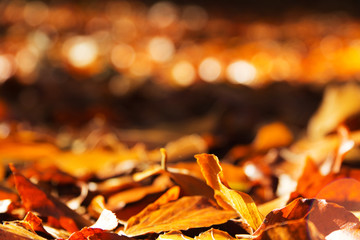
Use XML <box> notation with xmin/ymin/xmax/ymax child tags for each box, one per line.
<box><xmin>196</xmin><ymin>154</ymin><xmax>264</xmax><ymax>233</ymax></box>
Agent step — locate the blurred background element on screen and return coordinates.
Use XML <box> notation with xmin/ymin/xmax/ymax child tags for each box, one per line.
<box><xmin>0</xmin><ymin>0</ymin><xmax>359</xmax><ymax>155</ymax></box>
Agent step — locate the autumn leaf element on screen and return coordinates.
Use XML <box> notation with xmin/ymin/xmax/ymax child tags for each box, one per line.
<box><xmin>124</xmin><ymin>195</ymin><xmax>238</xmax><ymax>237</ymax></box>
<box><xmin>157</xmin><ymin>228</ymin><xmax>236</xmax><ymax>240</ymax></box>
<box><xmin>9</xmin><ymin>164</ymin><xmax>92</xmax><ymax>232</ymax></box>
<box><xmin>195</xmin><ymin>153</ymin><xmax>263</xmax><ymax>233</ymax></box>
<box><xmin>0</xmin><ymin>223</ymin><xmax>47</xmax><ymax>240</ymax></box>
<box><xmin>66</xmin><ymin>227</ymin><xmax>129</xmax><ymax>240</ymax></box>
<box><xmin>253</xmin><ymin>198</ymin><xmax>360</xmax><ymax>239</ymax></box>
<box><xmin>253</xmin><ymin>220</ymin><xmax>323</xmax><ymax>240</ymax></box>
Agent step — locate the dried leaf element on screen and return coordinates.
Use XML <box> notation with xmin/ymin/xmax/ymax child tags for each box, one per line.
<box><xmin>253</xmin><ymin>122</ymin><xmax>293</xmax><ymax>151</ymax></box>
<box><xmin>254</xmin><ymin>220</ymin><xmax>324</xmax><ymax>240</ymax></box>
<box><xmin>157</xmin><ymin>231</ymin><xmax>193</xmax><ymax>240</ymax></box>
<box><xmin>316</xmin><ymin>178</ymin><xmax>360</xmax><ymax>211</ymax></box>
<box><xmin>90</xmin><ymin>209</ymin><xmax>118</xmax><ymax>231</ymax></box>
<box><xmin>66</xmin><ymin>227</ymin><xmax>105</xmax><ymax>240</ymax></box>
<box><xmin>195</xmin><ymin>228</ymin><xmax>237</xmax><ymax>240</ymax></box>
<box><xmin>124</xmin><ymin>196</ymin><xmax>238</xmax><ymax>237</ymax></box>
<box><xmin>9</xmin><ymin>164</ymin><xmax>92</xmax><ymax>232</ymax></box>
<box><xmin>308</xmin><ymin>83</ymin><xmax>360</xmax><ymax>139</ymax></box>
<box><xmin>0</xmin><ymin>223</ymin><xmax>47</xmax><ymax>240</ymax></box>
<box><xmin>107</xmin><ymin>175</ymin><xmax>173</xmax><ymax>210</ymax></box>
<box><xmin>195</xmin><ymin>154</ymin><xmax>263</xmax><ymax>233</ymax></box>
<box><xmin>157</xmin><ymin>229</ymin><xmax>236</xmax><ymax>240</ymax></box>
<box><xmin>254</xmin><ymin>198</ymin><xmax>360</xmax><ymax>239</ymax></box>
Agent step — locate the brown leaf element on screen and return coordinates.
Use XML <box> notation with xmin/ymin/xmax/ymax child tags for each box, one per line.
<box><xmin>9</xmin><ymin>164</ymin><xmax>92</xmax><ymax>232</ymax></box>
<box><xmin>254</xmin><ymin>220</ymin><xmax>324</xmax><ymax>240</ymax></box>
<box><xmin>134</xmin><ymin>150</ymin><xmax>214</xmax><ymax>199</ymax></box>
<box><xmin>165</xmin><ymin>168</ymin><xmax>214</xmax><ymax>199</ymax></box>
<box><xmin>195</xmin><ymin>228</ymin><xmax>237</xmax><ymax>240</ymax></box>
<box><xmin>107</xmin><ymin>174</ymin><xmax>173</xmax><ymax>210</ymax></box>
<box><xmin>124</xmin><ymin>196</ymin><xmax>238</xmax><ymax>237</ymax></box>
<box><xmin>157</xmin><ymin>229</ymin><xmax>236</xmax><ymax>240</ymax></box>
<box><xmin>289</xmin><ymin>157</ymin><xmax>360</xmax><ymax>210</ymax></box>
<box><xmin>316</xmin><ymin>178</ymin><xmax>360</xmax><ymax>211</ymax></box>
<box><xmin>254</xmin><ymin>198</ymin><xmax>360</xmax><ymax>239</ymax></box>
<box><xmin>66</xmin><ymin>227</ymin><xmax>133</xmax><ymax>240</ymax></box>
<box><xmin>195</xmin><ymin>153</ymin><xmax>263</xmax><ymax>233</ymax></box>
<box><xmin>0</xmin><ymin>223</ymin><xmax>47</xmax><ymax>240</ymax></box>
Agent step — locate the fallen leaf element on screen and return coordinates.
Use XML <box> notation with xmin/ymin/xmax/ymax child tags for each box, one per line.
<box><xmin>0</xmin><ymin>223</ymin><xmax>47</xmax><ymax>240</ymax></box>
<box><xmin>253</xmin><ymin>219</ymin><xmax>324</xmax><ymax>240</ymax></box>
<box><xmin>157</xmin><ymin>228</ymin><xmax>237</xmax><ymax>240</ymax></box>
<box><xmin>254</xmin><ymin>198</ymin><xmax>360</xmax><ymax>239</ymax></box>
<box><xmin>157</xmin><ymin>231</ymin><xmax>193</xmax><ymax>240</ymax></box>
<box><xmin>9</xmin><ymin>164</ymin><xmax>92</xmax><ymax>232</ymax></box>
<box><xmin>307</xmin><ymin>83</ymin><xmax>360</xmax><ymax>139</ymax></box>
<box><xmin>252</xmin><ymin>121</ymin><xmax>293</xmax><ymax>151</ymax></box>
<box><xmin>90</xmin><ymin>209</ymin><xmax>118</xmax><ymax>230</ymax></box>
<box><xmin>195</xmin><ymin>228</ymin><xmax>237</xmax><ymax>240</ymax></box>
<box><xmin>124</xmin><ymin>196</ymin><xmax>238</xmax><ymax>237</ymax></box>
<box><xmin>107</xmin><ymin>174</ymin><xmax>173</xmax><ymax>210</ymax></box>
<box><xmin>195</xmin><ymin>153</ymin><xmax>263</xmax><ymax>233</ymax></box>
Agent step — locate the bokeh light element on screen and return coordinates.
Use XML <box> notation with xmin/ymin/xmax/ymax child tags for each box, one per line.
<box><xmin>148</xmin><ymin>1</ymin><xmax>178</xmax><ymax>28</ymax></box>
<box><xmin>63</xmin><ymin>36</ymin><xmax>99</xmax><ymax>68</ymax></box>
<box><xmin>111</xmin><ymin>43</ymin><xmax>136</xmax><ymax>70</ymax></box>
<box><xmin>148</xmin><ymin>36</ymin><xmax>175</xmax><ymax>63</ymax></box>
<box><xmin>198</xmin><ymin>57</ymin><xmax>222</xmax><ymax>82</ymax></box>
<box><xmin>226</xmin><ymin>60</ymin><xmax>257</xmax><ymax>85</ymax></box>
<box><xmin>171</xmin><ymin>61</ymin><xmax>196</xmax><ymax>86</ymax></box>
<box><xmin>23</xmin><ymin>1</ymin><xmax>49</xmax><ymax>27</ymax></box>
<box><xmin>0</xmin><ymin>55</ymin><xmax>14</xmax><ymax>83</ymax></box>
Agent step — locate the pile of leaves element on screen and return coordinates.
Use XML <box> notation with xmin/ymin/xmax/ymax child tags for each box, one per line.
<box><xmin>1</xmin><ymin>83</ymin><xmax>360</xmax><ymax>239</ymax></box>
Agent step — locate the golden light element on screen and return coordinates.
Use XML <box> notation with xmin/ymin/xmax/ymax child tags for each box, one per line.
<box><xmin>148</xmin><ymin>36</ymin><xmax>175</xmax><ymax>63</ymax></box>
<box><xmin>171</xmin><ymin>60</ymin><xmax>196</xmax><ymax>87</ymax></box>
<box><xmin>23</xmin><ymin>1</ymin><xmax>49</xmax><ymax>27</ymax></box>
<box><xmin>63</xmin><ymin>36</ymin><xmax>99</xmax><ymax>68</ymax></box>
<box><xmin>111</xmin><ymin>43</ymin><xmax>136</xmax><ymax>69</ymax></box>
<box><xmin>112</xmin><ymin>18</ymin><xmax>137</xmax><ymax>43</ymax></box>
<box><xmin>148</xmin><ymin>1</ymin><xmax>178</xmax><ymax>28</ymax></box>
<box><xmin>226</xmin><ymin>60</ymin><xmax>257</xmax><ymax>85</ymax></box>
<box><xmin>15</xmin><ymin>47</ymin><xmax>39</xmax><ymax>77</ymax></box>
<box><xmin>28</xmin><ymin>31</ymin><xmax>51</xmax><ymax>52</ymax></box>
<box><xmin>129</xmin><ymin>53</ymin><xmax>153</xmax><ymax>78</ymax></box>
<box><xmin>182</xmin><ymin>5</ymin><xmax>208</xmax><ymax>31</ymax></box>
<box><xmin>198</xmin><ymin>57</ymin><xmax>222</xmax><ymax>82</ymax></box>
<box><xmin>0</xmin><ymin>55</ymin><xmax>14</xmax><ymax>83</ymax></box>
<box><xmin>269</xmin><ymin>57</ymin><xmax>291</xmax><ymax>80</ymax></box>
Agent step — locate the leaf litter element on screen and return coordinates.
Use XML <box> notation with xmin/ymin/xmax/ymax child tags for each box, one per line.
<box><xmin>1</xmin><ymin>83</ymin><xmax>360</xmax><ymax>239</ymax></box>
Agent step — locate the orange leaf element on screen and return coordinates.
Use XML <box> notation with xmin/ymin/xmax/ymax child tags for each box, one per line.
<box><xmin>195</xmin><ymin>154</ymin><xmax>263</xmax><ymax>233</ymax></box>
<box><xmin>124</xmin><ymin>196</ymin><xmax>238</xmax><ymax>237</ymax></box>
<box><xmin>157</xmin><ymin>229</ymin><xmax>236</xmax><ymax>240</ymax></box>
<box><xmin>254</xmin><ymin>198</ymin><xmax>360</xmax><ymax>239</ymax></box>
<box><xmin>253</xmin><ymin>219</ymin><xmax>323</xmax><ymax>240</ymax></box>
<box><xmin>9</xmin><ymin>164</ymin><xmax>92</xmax><ymax>232</ymax></box>
<box><xmin>0</xmin><ymin>223</ymin><xmax>47</xmax><ymax>240</ymax></box>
